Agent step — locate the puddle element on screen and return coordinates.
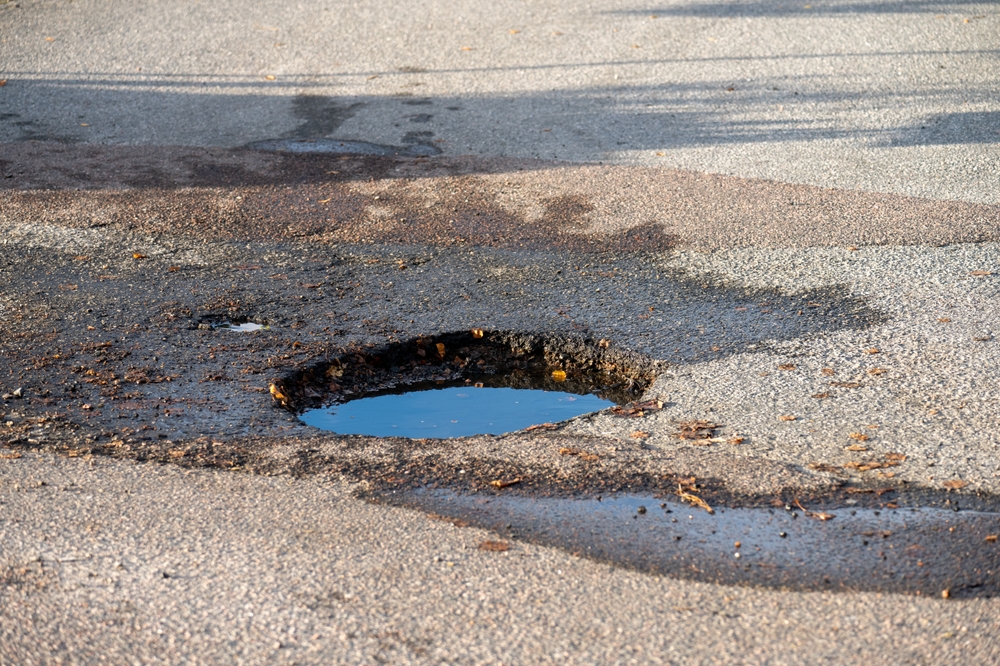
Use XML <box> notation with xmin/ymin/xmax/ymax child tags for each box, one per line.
<box><xmin>300</xmin><ymin>382</ymin><xmax>615</xmax><ymax>438</ymax></box>
<box><xmin>385</xmin><ymin>490</ymin><xmax>1000</xmax><ymax>597</ymax></box>
<box><xmin>216</xmin><ymin>322</ymin><xmax>268</xmax><ymax>332</ymax></box>
<box><xmin>247</xmin><ymin>138</ymin><xmax>441</xmax><ymax>157</ymax></box>
<box><xmin>281</xmin><ymin>330</ymin><xmax>658</xmax><ymax>437</ymax></box>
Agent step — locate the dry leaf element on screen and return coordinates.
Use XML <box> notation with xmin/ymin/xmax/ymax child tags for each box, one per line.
<box><xmin>269</xmin><ymin>383</ymin><xmax>289</xmax><ymax>406</ymax></box>
<box><xmin>490</xmin><ymin>478</ymin><xmax>521</xmax><ymax>489</ymax></box>
<box><xmin>865</xmin><ymin>348</ymin><xmax>880</xmax><ymax>354</ymax></box>
<box><xmin>779</xmin><ymin>415</ymin><xmax>796</xmax><ymax>421</ymax></box>
<box><xmin>612</xmin><ymin>399</ymin><xmax>664</xmax><ymax>418</ymax></box>
<box><xmin>471</xmin><ymin>328</ymin><xmax>484</xmax><ymax>339</ymax></box>
<box><xmin>435</xmin><ymin>342</ymin><xmax>446</xmax><ymax>358</ymax></box>
<box><xmin>460</xmin><ymin>46</ymin><xmax>474</xmax><ymax>51</ymax></box>
<box><xmin>264</xmin><ymin>74</ymin><xmax>276</xmax><ymax>80</ymax></box>
<box><xmin>808</xmin><ymin>463</ymin><xmax>842</xmax><ymax>473</ymax></box>
<box><xmin>848</xmin><ymin>432</ymin><xmax>869</xmax><ymax>441</ymax></box>
<box><xmin>478</xmin><ymin>540</ymin><xmax>510</xmax><ymax>552</ymax></box>
<box><xmin>812</xmin><ymin>392</ymin><xmax>831</xmax><ymax>399</ymax></box>
<box><xmin>630</xmin><ymin>431</ymin><xmax>650</xmax><ymax>439</ymax></box>
<box><xmin>778</xmin><ymin>364</ymin><xmax>796</xmax><ymax>371</ymax></box>
<box><xmin>168</xmin><ymin>450</ymin><xmax>186</xmax><ymax>458</ymax></box>
<box><xmin>969</xmin><ymin>270</ymin><xmax>992</xmax><ymax>276</ymax></box>
<box><xmin>677</xmin><ymin>484</ymin><xmax>714</xmax><ymax>514</ymax></box>
<box><xmin>132</xmin><ymin>253</ymin><xmax>147</xmax><ymax>259</ymax></box>
<box><xmin>868</xmin><ymin>368</ymin><xmax>887</xmax><ymax>375</ymax></box>
<box><xmin>673</xmin><ymin>420</ymin><xmax>719</xmax><ymax>440</ymax></box>
<box><xmin>727</xmin><ymin>436</ymin><xmax>745</xmax><ymax>445</ymax></box>
<box><xmin>938</xmin><ymin>317</ymin><xmax>952</xmax><ymax>323</ymax></box>
<box><xmin>300</xmin><ymin>282</ymin><xmax>323</xmax><ymax>289</ymax></box>
<box><xmin>559</xmin><ymin>447</ymin><xmax>599</xmax><ymax>461</ymax></box>
<box><xmin>844</xmin><ymin>460</ymin><xmax>899</xmax><ymax>472</ymax></box>
<box><xmin>551</xmin><ymin>370</ymin><xmax>567</xmax><ymax>382</ymax></box>
<box><xmin>885</xmin><ymin>452</ymin><xmax>907</xmax><ymax>462</ymax></box>
<box><xmin>985</xmin><ymin>535</ymin><xmax>998</xmax><ymax>543</ymax></box>
<box><xmin>821</xmin><ymin>368</ymin><xmax>836</xmax><ymax>376</ymax></box>
<box><xmin>795</xmin><ymin>499</ymin><xmax>834</xmax><ymax>521</ymax></box>
<box><xmin>942</xmin><ymin>479</ymin><xmax>968</xmax><ymax>490</ymax></box>
<box><xmin>844</xmin><ymin>444</ymin><xmax>868</xmax><ymax>452</ymax></box>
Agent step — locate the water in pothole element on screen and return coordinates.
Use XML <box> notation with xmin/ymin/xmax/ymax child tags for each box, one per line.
<box><xmin>299</xmin><ymin>380</ymin><xmax>614</xmax><ymax>438</ymax></box>
<box><xmin>216</xmin><ymin>322</ymin><xmax>267</xmax><ymax>332</ymax></box>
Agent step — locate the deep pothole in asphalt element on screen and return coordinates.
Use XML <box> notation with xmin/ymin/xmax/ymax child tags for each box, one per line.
<box><xmin>284</xmin><ymin>329</ymin><xmax>655</xmax><ymax>438</ymax></box>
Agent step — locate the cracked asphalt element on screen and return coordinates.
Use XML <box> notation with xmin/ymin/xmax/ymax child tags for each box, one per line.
<box><xmin>2</xmin><ymin>0</ymin><xmax>1000</xmax><ymax>663</ymax></box>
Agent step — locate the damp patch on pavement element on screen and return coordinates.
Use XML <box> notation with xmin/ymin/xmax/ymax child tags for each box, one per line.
<box><xmin>382</xmin><ymin>489</ymin><xmax>1000</xmax><ymax>598</ymax></box>
<box><xmin>246</xmin><ymin>138</ymin><xmax>441</xmax><ymax>157</ymax></box>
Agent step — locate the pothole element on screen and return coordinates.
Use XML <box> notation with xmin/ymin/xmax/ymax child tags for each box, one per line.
<box><xmin>278</xmin><ymin>330</ymin><xmax>659</xmax><ymax>438</ymax></box>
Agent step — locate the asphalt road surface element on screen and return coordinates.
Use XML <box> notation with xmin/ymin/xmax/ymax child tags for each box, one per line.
<box><xmin>2</xmin><ymin>0</ymin><xmax>999</xmax><ymax>663</ymax></box>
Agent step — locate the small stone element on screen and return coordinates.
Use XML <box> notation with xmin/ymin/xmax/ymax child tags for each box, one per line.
<box><xmin>637</xmin><ymin>506</ymin><xmax>647</xmax><ymax>515</ymax></box>
<box><xmin>12</xmin><ymin>388</ymin><xmax>22</xmax><ymax>398</ymax></box>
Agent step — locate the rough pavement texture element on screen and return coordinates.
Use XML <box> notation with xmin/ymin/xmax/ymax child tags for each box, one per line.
<box><xmin>2</xmin><ymin>0</ymin><xmax>1000</xmax><ymax>663</ymax></box>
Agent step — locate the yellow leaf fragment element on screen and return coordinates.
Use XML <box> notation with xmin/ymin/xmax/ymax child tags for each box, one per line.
<box><xmin>435</xmin><ymin>342</ymin><xmax>446</xmax><ymax>358</ymax></box>
<box><xmin>677</xmin><ymin>484</ymin><xmax>714</xmax><ymax>514</ymax></box>
<box><xmin>778</xmin><ymin>364</ymin><xmax>795</xmax><ymax>371</ymax></box>
<box><xmin>849</xmin><ymin>432</ymin><xmax>869</xmax><ymax>441</ymax></box>
<box><xmin>779</xmin><ymin>415</ymin><xmax>796</xmax><ymax>421</ymax></box>
<box><xmin>844</xmin><ymin>444</ymin><xmax>869</xmax><ymax>452</ymax></box>
<box><xmin>471</xmin><ymin>328</ymin><xmax>484</xmax><ymax>339</ymax></box>
<box><xmin>630</xmin><ymin>431</ymin><xmax>650</xmax><ymax>439</ymax></box>
<box><xmin>269</xmin><ymin>383</ymin><xmax>288</xmax><ymax>406</ymax></box>
<box><xmin>551</xmin><ymin>370</ymin><xmax>567</xmax><ymax>382</ymax></box>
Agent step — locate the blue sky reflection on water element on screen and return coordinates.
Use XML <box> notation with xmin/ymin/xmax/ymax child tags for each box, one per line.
<box><xmin>299</xmin><ymin>386</ymin><xmax>614</xmax><ymax>438</ymax></box>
